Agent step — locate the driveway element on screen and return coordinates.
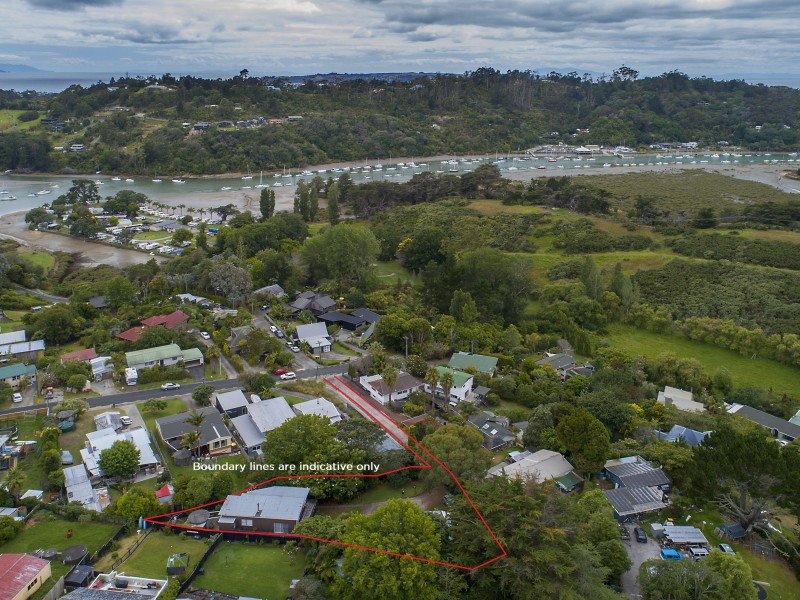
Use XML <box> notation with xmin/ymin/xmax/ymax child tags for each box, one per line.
<box><xmin>621</xmin><ymin>525</ymin><xmax>662</xmax><ymax>597</ymax></box>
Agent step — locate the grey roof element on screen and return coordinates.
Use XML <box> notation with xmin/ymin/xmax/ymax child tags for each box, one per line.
<box><xmin>81</xmin><ymin>427</ymin><xmax>159</xmax><ymax>476</ymax></box>
<box><xmin>247</xmin><ymin>397</ymin><xmax>295</xmax><ymax>433</ymax></box>
<box><xmin>228</xmin><ymin>326</ymin><xmax>253</xmax><ymax>348</ymax></box>
<box><xmin>360</xmin><ymin>321</ymin><xmax>376</xmax><ymax>340</ymax></box>
<box><xmin>536</xmin><ymin>353</ymin><xmax>576</xmax><ymax>371</ymax></box>
<box><xmin>295</xmin><ymin>322</ymin><xmax>330</xmax><ymax>343</ymax></box>
<box><xmin>253</xmin><ymin>284</ymin><xmax>286</xmax><ymax>298</ymax></box>
<box><xmin>156</xmin><ymin>407</ymin><xmax>232</xmax><ymax>447</ymax></box>
<box><xmin>289</xmin><ymin>291</ymin><xmax>335</xmax><ymax>313</ymax></box>
<box><xmin>604</xmin><ymin>486</ymin><xmax>666</xmax><ymax>517</ymax></box>
<box><xmin>0</xmin><ymin>330</ymin><xmax>27</xmax><ymax>345</ymax></box>
<box><xmin>215</xmin><ymin>389</ymin><xmax>250</xmax><ymax>412</ymax></box>
<box><xmin>655</xmin><ymin>424</ymin><xmax>711</xmax><ymax>447</ymax></box>
<box><xmin>468</xmin><ymin>412</ymin><xmax>516</xmax><ymax>444</ymax></box>
<box><xmin>94</xmin><ymin>411</ymin><xmax>122</xmax><ymax>432</ymax></box>
<box><xmin>62</xmin><ymin>589</ymin><xmax>152</xmax><ymax>600</ymax></box>
<box><xmin>293</xmin><ymin>398</ymin><xmax>341</xmax><ymax>423</ymax></box>
<box><xmin>231</xmin><ymin>414</ymin><xmax>266</xmax><ymax>449</ymax></box>
<box><xmin>473</xmin><ymin>386</ymin><xmax>491</xmax><ymax>396</ymax></box>
<box><xmin>663</xmin><ymin>525</ymin><xmax>709</xmax><ymax>545</ymax></box>
<box><xmin>605</xmin><ymin>458</ymin><xmax>671</xmax><ymax>488</ymax></box>
<box><xmin>351</xmin><ymin>308</ymin><xmax>381</xmax><ymax>323</ymax></box>
<box><xmin>89</xmin><ymin>296</ymin><xmax>109</xmax><ymax>309</ymax></box>
<box><xmin>728</xmin><ymin>403</ymin><xmax>800</xmax><ymax>439</ymax></box>
<box><xmin>0</xmin><ymin>339</ymin><xmax>46</xmax><ymax>357</ymax></box>
<box><xmin>64</xmin><ymin>464</ymin><xmax>106</xmax><ymax>512</ymax></box>
<box><xmin>219</xmin><ymin>486</ymin><xmax>310</xmax><ymax>522</ymax></box>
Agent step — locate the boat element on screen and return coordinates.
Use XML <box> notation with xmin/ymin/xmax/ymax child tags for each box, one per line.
<box><xmin>95</xmin><ymin>180</ymin><xmax>104</xmax><ymax>185</ymax></box>
<box><xmin>37</xmin><ymin>189</ymin><xmax>51</xmax><ymax>195</ymax></box>
<box><xmin>152</xmin><ymin>179</ymin><xmax>162</xmax><ymax>183</ymax></box>
<box><xmin>111</xmin><ymin>176</ymin><xmax>121</xmax><ymax>181</ymax></box>
<box><xmin>221</xmin><ymin>186</ymin><xmax>232</xmax><ymax>191</ymax></box>
<box><xmin>255</xmin><ymin>171</ymin><xmax>268</xmax><ymax>188</ymax></box>
<box><xmin>3</xmin><ymin>195</ymin><xmax>16</xmax><ymax>200</ymax></box>
<box><xmin>27</xmin><ymin>193</ymin><xmax>37</xmax><ymax>197</ymax></box>
<box><xmin>172</xmin><ymin>179</ymin><xmax>186</xmax><ymax>184</ymax></box>
<box><xmin>241</xmin><ymin>186</ymin><xmax>252</xmax><ymax>190</ymax></box>
<box><xmin>125</xmin><ymin>178</ymin><xmax>134</xmax><ymax>183</ymax></box>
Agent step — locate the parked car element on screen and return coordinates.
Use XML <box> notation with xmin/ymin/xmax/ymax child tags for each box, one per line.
<box><xmin>276</xmin><ymin>330</ymin><xmax>285</xmax><ymax>339</ymax></box>
<box><xmin>291</xmin><ymin>346</ymin><xmax>301</xmax><ymax>353</ymax></box>
<box><xmin>120</xmin><ymin>416</ymin><xmax>133</xmax><ymax>426</ymax></box>
<box><xmin>660</xmin><ymin>548</ymin><xmax>683</xmax><ymax>561</ymax></box>
<box><xmin>718</xmin><ymin>543</ymin><xmax>736</xmax><ymax>555</ymax></box>
<box><xmin>12</xmin><ymin>392</ymin><xmax>23</xmax><ymax>403</ymax></box>
<box><xmin>200</xmin><ymin>331</ymin><xmax>211</xmax><ymax>340</ymax></box>
<box><xmin>161</xmin><ymin>382</ymin><xmax>181</xmax><ymax>390</ymax></box>
<box><xmin>261</xmin><ymin>304</ymin><xmax>270</xmax><ymax>310</ymax></box>
<box><xmin>280</xmin><ymin>372</ymin><xmax>296</xmax><ymax>380</ymax></box>
<box><xmin>634</xmin><ymin>527</ymin><xmax>648</xmax><ymax>543</ymax></box>
<box><xmin>269</xmin><ymin>325</ymin><xmax>278</xmax><ymax>333</ymax></box>
<box><xmin>273</xmin><ymin>368</ymin><xmax>290</xmax><ymax>376</ymax></box>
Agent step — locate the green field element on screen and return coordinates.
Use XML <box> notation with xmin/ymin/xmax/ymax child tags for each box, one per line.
<box><xmin>192</xmin><ymin>543</ymin><xmax>306</xmax><ymax>598</ymax></box>
<box><xmin>0</xmin><ymin>309</ymin><xmax>27</xmax><ymax>333</ymax></box>
<box><xmin>116</xmin><ymin>531</ymin><xmax>210</xmax><ymax>579</ymax></box>
<box><xmin>0</xmin><ymin>109</ymin><xmax>43</xmax><ymax>132</ymax></box>
<box><xmin>374</xmin><ymin>260</ymin><xmax>420</xmax><ymax>285</ymax></box>
<box><xmin>17</xmin><ymin>250</ymin><xmax>56</xmax><ymax>272</ymax></box>
<box><xmin>605</xmin><ymin>324</ymin><xmax>800</xmax><ymax>397</ymax></box>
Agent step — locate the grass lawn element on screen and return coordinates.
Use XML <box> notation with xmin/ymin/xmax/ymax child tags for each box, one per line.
<box><xmin>192</xmin><ymin>543</ymin><xmax>306</xmax><ymax>599</ymax></box>
<box><xmin>0</xmin><ymin>511</ymin><xmax>119</xmax><ymax>555</ymax></box>
<box><xmin>133</xmin><ymin>231</ymin><xmax>173</xmax><ymax>241</ymax></box>
<box><xmin>332</xmin><ymin>341</ymin><xmax>359</xmax><ymax>356</ymax></box>
<box><xmin>117</xmin><ymin>531</ymin><xmax>210</xmax><ymax>579</ymax></box>
<box><xmin>17</xmin><ymin>250</ymin><xmax>56</xmax><ymax>272</ymax></box>
<box><xmin>350</xmin><ymin>481</ymin><xmax>411</xmax><ymax>504</ymax></box>
<box><xmin>0</xmin><ymin>309</ymin><xmax>27</xmax><ymax>333</ymax></box>
<box><xmin>605</xmin><ymin>324</ymin><xmax>800</xmax><ymax>398</ymax></box>
<box><xmin>374</xmin><ymin>260</ymin><xmax>420</xmax><ymax>286</ymax></box>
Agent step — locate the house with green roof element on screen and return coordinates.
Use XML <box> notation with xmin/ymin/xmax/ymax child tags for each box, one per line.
<box><xmin>0</xmin><ymin>363</ymin><xmax>37</xmax><ymax>390</ymax></box>
<box><xmin>125</xmin><ymin>343</ymin><xmax>204</xmax><ymax>370</ymax></box>
<box><xmin>424</xmin><ymin>366</ymin><xmax>474</xmax><ymax>405</ymax></box>
<box><xmin>448</xmin><ymin>352</ymin><xmax>498</xmax><ymax>376</ymax></box>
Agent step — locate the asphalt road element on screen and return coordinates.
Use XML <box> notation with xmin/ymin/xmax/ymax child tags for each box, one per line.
<box><xmin>14</xmin><ymin>284</ymin><xmax>68</xmax><ymax>304</ymax></box>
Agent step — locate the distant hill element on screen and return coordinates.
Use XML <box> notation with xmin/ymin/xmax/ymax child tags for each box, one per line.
<box><xmin>0</xmin><ymin>63</ymin><xmax>46</xmax><ymax>73</ymax></box>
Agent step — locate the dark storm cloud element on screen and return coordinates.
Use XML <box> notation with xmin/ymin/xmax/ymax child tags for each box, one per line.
<box><xmin>26</xmin><ymin>0</ymin><xmax>123</xmax><ymax>10</ymax></box>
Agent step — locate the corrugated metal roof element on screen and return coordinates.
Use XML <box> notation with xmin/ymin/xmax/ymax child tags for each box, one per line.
<box><xmin>448</xmin><ymin>352</ymin><xmax>498</xmax><ymax>374</ymax></box>
<box><xmin>125</xmin><ymin>343</ymin><xmax>182</xmax><ymax>366</ymax></box>
<box><xmin>247</xmin><ymin>397</ymin><xmax>295</xmax><ymax>433</ymax></box>
<box><xmin>0</xmin><ymin>554</ymin><xmax>49</xmax><ymax>598</ymax></box>
<box><xmin>0</xmin><ymin>362</ymin><xmax>37</xmax><ymax>380</ymax></box>
<box><xmin>231</xmin><ymin>414</ymin><xmax>266</xmax><ymax>449</ymax></box>
<box><xmin>604</xmin><ymin>486</ymin><xmax>665</xmax><ymax>517</ymax></box>
<box><xmin>293</xmin><ymin>398</ymin><xmax>341</xmax><ymax>422</ymax></box>
<box><xmin>219</xmin><ymin>486</ymin><xmax>310</xmax><ymax>522</ymax></box>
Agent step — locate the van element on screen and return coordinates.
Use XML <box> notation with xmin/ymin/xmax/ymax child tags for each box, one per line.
<box><xmin>687</xmin><ymin>546</ymin><xmax>709</xmax><ymax>560</ymax></box>
<box><xmin>660</xmin><ymin>548</ymin><xmax>682</xmax><ymax>561</ymax></box>
<box><xmin>634</xmin><ymin>527</ymin><xmax>648</xmax><ymax>543</ymax></box>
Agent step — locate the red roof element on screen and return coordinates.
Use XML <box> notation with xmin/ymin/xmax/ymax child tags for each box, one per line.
<box><xmin>0</xmin><ymin>554</ymin><xmax>50</xmax><ymax>598</ymax></box>
<box><xmin>141</xmin><ymin>310</ymin><xmax>189</xmax><ymax>330</ymax></box>
<box><xmin>116</xmin><ymin>326</ymin><xmax>146</xmax><ymax>343</ymax></box>
<box><xmin>60</xmin><ymin>348</ymin><xmax>98</xmax><ymax>363</ymax></box>
<box><xmin>155</xmin><ymin>483</ymin><xmax>174</xmax><ymax>499</ymax></box>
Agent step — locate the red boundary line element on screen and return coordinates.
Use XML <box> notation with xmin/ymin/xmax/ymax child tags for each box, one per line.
<box><xmin>144</xmin><ymin>376</ymin><xmax>507</xmax><ymax>571</ymax></box>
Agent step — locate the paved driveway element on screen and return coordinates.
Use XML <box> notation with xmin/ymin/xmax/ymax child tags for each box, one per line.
<box><xmin>621</xmin><ymin>525</ymin><xmax>662</xmax><ymax>598</ymax></box>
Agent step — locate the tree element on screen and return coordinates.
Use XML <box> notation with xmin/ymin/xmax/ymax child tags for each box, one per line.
<box><xmin>3</xmin><ymin>467</ymin><xmax>24</xmax><ymax>505</ymax></box>
<box><xmin>382</xmin><ymin>365</ymin><xmax>398</xmax><ymax>407</ymax></box>
<box><xmin>141</xmin><ymin>398</ymin><xmax>168</xmax><ymax>413</ymax></box>
<box><xmin>209</xmin><ymin>260</ymin><xmax>252</xmax><ymax>306</ymax></box>
<box><xmin>556</xmin><ymin>408</ymin><xmax>610</xmax><ymax>477</ymax></box>
<box><xmin>449</xmin><ymin>289</ymin><xmax>478</xmax><ymax>324</ymax></box>
<box><xmin>98</xmin><ymin>439</ymin><xmax>140</xmax><ymax>479</ymax></box>
<box><xmin>65</xmin><ymin>179</ymin><xmax>101</xmax><ymax>205</ymax></box>
<box><xmin>66</xmin><ymin>373</ymin><xmax>88</xmax><ymax>392</ymax></box>
<box><xmin>185</xmin><ymin>409</ymin><xmax>207</xmax><ymax>457</ymax></box>
<box><xmin>439</xmin><ymin>370</ymin><xmax>455</xmax><ymax>411</ymax></box>
<box><xmin>206</xmin><ymin>345</ymin><xmax>221</xmax><ymax>375</ymax></box>
<box><xmin>171</xmin><ymin>228</ymin><xmax>193</xmax><ymax>246</ymax></box>
<box><xmin>421</xmin><ymin>424</ymin><xmax>492</xmax><ymax>487</ymax></box>
<box><xmin>53</xmin><ymin>397</ymin><xmax>90</xmax><ymax>419</ymax></box>
<box><xmin>640</xmin><ymin>560</ymin><xmax>724</xmax><ymax>600</ymax></box>
<box><xmin>308</xmin><ymin>185</ymin><xmax>319</xmax><ymax>221</ymax></box>
<box><xmin>192</xmin><ymin>383</ymin><xmax>216</xmax><ymax>406</ymax></box>
<box><xmin>303</xmin><ymin>224</ymin><xmax>379</xmax><ymax>291</ymax></box>
<box><xmin>215</xmin><ymin>203</ymin><xmax>239</xmax><ymax>222</ymax></box>
<box><xmin>108</xmin><ymin>487</ymin><xmax>162</xmax><ymax>526</ymax></box>
<box><xmin>403</xmin><ymin>227</ymin><xmax>446</xmax><ymax>273</ymax></box>
<box><xmin>195</xmin><ymin>222</ymin><xmax>208</xmax><ymax>251</ymax></box>
<box><xmin>0</xmin><ymin>516</ymin><xmax>22</xmax><ymax>545</ymax></box>
<box><xmin>327</xmin><ymin>182</ymin><xmax>340</xmax><ymax>225</ymax></box>
<box><xmin>693</xmin><ymin>207</ymin><xmax>718</xmax><ymax>229</ymax></box>
<box><xmin>610</xmin><ymin>262</ymin><xmax>636</xmax><ymax>315</ymax></box>
<box><xmin>24</xmin><ymin>207</ymin><xmax>49</xmax><ymax>229</ymax></box>
<box><xmin>424</xmin><ymin>367</ymin><xmax>439</xmax><ymax>413</ymax></box>
<box><xmin>105</xmin><ymin>275</ymin><xmax>137</xmax><ymax>309</ymax></box>
<box><xmin>26</xmin><ymin>304</ymin><xmax>82</xmax><ymax>344</ymax></box>
<box><xmin>332</xmin><ymin>499</ymin><xmax>441</xmax><ymax>600</ymax></box>
<box><xmin>704</xmin><ymin>551</ymin><xmax>758</xmax><ymax>600</ymax></box>
<box><xmin>260</xmin><ymin>188</ymin><xmax>275</xmax><ymax>219</ymax></box>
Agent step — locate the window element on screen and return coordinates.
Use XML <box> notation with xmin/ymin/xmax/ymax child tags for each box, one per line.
<box><xmin>274</xmin><ymin>522</ymin><xmax>290</xmax><ymax>534</ymax></box>
<box><xmin>241</xmin><ymin>519</ymin><xmax>253</xmax><ymax>527</ymax></box>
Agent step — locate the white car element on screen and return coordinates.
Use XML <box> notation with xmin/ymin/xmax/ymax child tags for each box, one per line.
<box><xmin>280</xmin><ymin>372</ymin><xmax>296</xmax><ymax>380</ymax></box>
<box><xmin>161</xmin><ymin>382</ymin><xmax>181</xmax><ymax>390</ymax></box>
<box><xmin>120</xmin><ymin>416</ymin><xmax>133</xmax><ymax>426</ymax></box>
<box><xmin>12</xmin><ymin>392</ymin><xmax>23</xmax><ymax>403</ymax></box>
<box><xmin>200</xmin><ymin>331</ymin><xmax>211</xmax><ymax>340</ymax></box>
<box><xmin>291</xmin><ymin>346</ymin><xmax>301</xmax><ymax>353</ymax></box>
<box><xmin>269</xmin><ymin>325</ymin><xmax>278</xmax><ymax>333</ymax></box>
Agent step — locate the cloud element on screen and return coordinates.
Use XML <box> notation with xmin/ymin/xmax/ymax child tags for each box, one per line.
<box><xmin>26</xmin><ymin>0</ymin><xmax>123</xmax><ymax>10</ymax></box>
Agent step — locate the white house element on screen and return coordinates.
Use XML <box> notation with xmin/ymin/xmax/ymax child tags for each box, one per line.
<box><xmin>295</xmin><ymin>322</ymin><xmax>332</xmax><ymax>353</ymax></box>
<box><xmin>423</xmin><ymin>366</ymin><xmax>474</xmax><ymax>404</ymax></box>
<box><xmin>359</xmin><ymin>371</ymin><xmax>424</xmax><ymax>405</ymax></box>
<box><xmin>657</xmin><ymin>386</ymin><xmax>705</xmax><ymax>413</ymax></box>
<box><xmin>293</xmin><ymin>398</ymin><xmax>341</xmax><ymax>423</ymax></box>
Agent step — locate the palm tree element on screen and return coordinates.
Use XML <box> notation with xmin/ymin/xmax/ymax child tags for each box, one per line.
<box><xmin>185</xmin><ymin>409</ymin><xmax>206</xmax><ymax>457</ymax></box>
<box><xmin>182</xmin><ymin>430</ymin><xmax>202</xmax><ymax>458</ymax></box>
<box><xmin>178</xmin><ymin>203</ymin><xmax>186</xmax><ymax>216</ymax></box>
<box><xmin>382</xmin><ymin>365</ymin><xmax>398</xmax><ymax>408</ymax></box>
<box><xmin>424</xmin><ymin>367</ymin><xmax>439</xmax><ymax>414</ymax></box>
<box><xmin>4</xmin><ymin>467</ymin><xmax>24</xmax><ymax>506</ymax></box>
<box><xmin>206</xmin><ymin>345</ymin><xmax>221</xmax><ymax>376</ymax></box>
<box><xmin>439</xmin><ymin>371</ymin><xmax>455</xmax><ymax>413</ymax></box>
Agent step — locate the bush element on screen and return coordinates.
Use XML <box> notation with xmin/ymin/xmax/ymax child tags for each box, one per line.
<box><xmin>229</xmin><ymin>354</ymin><xmax>245</xmax><ymax>373</ymax></box>
<box><xmin>137</xmin><ymin>365</ymin><xmax>190</xmax><ymax>384</ymax></box>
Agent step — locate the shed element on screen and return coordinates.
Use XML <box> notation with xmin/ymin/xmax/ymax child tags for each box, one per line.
<box><xmin>663</xmin><ymin>525</ymin><xmax>709</xmax><ymax>546</ymax></box>
<box><xmin>64</xmin><ymin>564</ymin><xmax>94</xmax><ymax>588</ymax></box>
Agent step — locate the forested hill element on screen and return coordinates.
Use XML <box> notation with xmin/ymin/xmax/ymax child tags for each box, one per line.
<box><xmin>2</xmin><ymin>68</ymin><xmax>800</xmax><ymax>175</ymax></box>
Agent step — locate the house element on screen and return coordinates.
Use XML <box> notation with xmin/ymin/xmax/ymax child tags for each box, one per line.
<box><xmin>64</xmin><ymin>464</ymin><xmax>109</xmax><ymax>512</ymax></box>
<box><xmin>286</xmin><ymin>291</ymin><xmax>336</xmax><ymax>316</ymax></box>
<box><xmin>253</xmin><ymin>284</ymin><xmax>286</xmax><ymax>298</ymax></box>
<box><xmin>90</xmin><ymin>356</ymin><xmax>113</xmax><ymax>381</ymax></box>
<box><xmin>468</xmin><ymin>411</ymin><xmax>517</xmax><ymax>450</ymax></box>
<box><xmin>0</xmin><ymin>554</ymin><xmax>52</xmax><ymax>600</ymax></box>
<box><xmin>727</xmin><ymin>403</ymin><xmax>800</xmax><ymax>443</ymax></box>
<box><xmin>317</xmin><ymin>311</ymin><xmax>367</xmax><ymax>331</ymax></box>
<box><xmin>174</xmin><ymin>293</ymin><xmax>207</xmax><ymax>305</ymax></box>
<box><xmin>63</xmin><ymin>572</ymin><xmax>168</xmax><ymax>599</ymax></box>
<box><xmin>790</xmin><ymin>408</ymin><xmax>800</xmax><ymax>427</ymax></box>
<box><xmin>231</xmin><ymin>413</ymin><xmax>266</xmax><ymax>454</ymax></box>
<box><xmin>0</xmin><ymin>507</ymin><xmax>22</xmax><ymax>520</ymax></box>
<box><xmin>424</xmin><ymin>366</ymin><xmax>473</xmax><ymax>404</ymax></box>
<box><xmin>604</xmin><ymin>456</ymin><xmax>671</xmax><ymax>491</ymax></box>
<box><xmin>603</xmin><ymin>486</ymin><xmax>667</xmax><ymax>521</ymax></box>
<box><xmin>155</xmin><ymin>406</ymin><xmax>233</xmax><ymax>457</ymax></box>
<box><xmin>80</xmin><ymin>427</ymin><xmax>160</xmax><ymax>477</ymax></box>
<box><xmin>61</xmin><ymin>348</ymin><xmax>98</xmax><ymax>364</ymax></box>
<box><xmin>0</xmin><ymin>363</ymin><xmax>37</xmax><ymax>391</ymax></box>
<box><xmin>217</xmin><ymin>486</ymin><xmax>313</xmax><ymax>533</ymax></box>
<box><xmin>125</xmin><ymin>344</ymin><xmax>204</xmax><ymax>369</ymax></box>
<box><xmin>155</xmin><ymin>483</ymin><xmax>174</xmax><ymax>504</ymax></box>
<box><xmin>293</xmin><ymin>398</ymin><xmax>341</xmax><ymax>423</ymax></box>
<box><xmin>247</xmin><ymin>397</ymin><xmax>296</xmax><ymax>433</ymax></box>
<box><xmin>536</xmin><ymin>352</ymin><xmax>594</xmax><ymax>380</ymax></box>
<box><xmin>295</xmin><ymin>322</ymin><xmax>332</xmax><ymax>353</ymax></box>
<box><xmin>93</xmin><ymin>411</ymin><xmax>123</xmax><ymax>432</ymax></box>
<box><xmin>0</xmin><ymin>331</ymin><xmax>45</xmax><ymax>362</ymax></box>
<box><xmin>359</xmin><ymin>371</ymin><xmax>424</xmax><ymax>405</ymax></box>
<box><xmin>448</xmin><ymin>352</ymin><xmax>498</xmax><ymax>376</ymax></box>
<box><xmin>662</xmin><ymin>524</ymin><xmax>709</xmax><ymax>548</ymax></box>
<box><xmin>140</xmin><ymin>310</ymin><xmax>189</xmax><ymax>330</ymax></box>
<box><xmin>116</xmin><ymin>326</ymin><xmax>147</xmax><ymax>343</ymax></box>
<box><xmin>227</xmin><ymin>326</ymin><xmax>253</xmax><ymax>352</ymax></box>
<box><xmin>655</xmin><ymin>424</ymin><xmax>711</xmax><ymax>447</ymax></box>
<box><xmin>657</xmin><ymin>386</ymin><xmax>705</xmax><ymax>413</ymax></box>
<box><xmin>351</xmin><ymin>307</ymin><xmax>381</xmax><ymax>325</ymax></box>
<box><xmin>487</xmin><ymin>449</ymin><xmax>583</xmax><ymax>492</ymax></box>
<box><xmin>214</xmin><ymin>389</ymin><xmax>250</xmax><ymax>418</ymax></box>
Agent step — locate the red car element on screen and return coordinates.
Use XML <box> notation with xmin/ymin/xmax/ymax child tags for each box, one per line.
<box><xmin>274</xmin><ymin>368</ymin><xmax>289</xmax><ymax>376</ymax></box>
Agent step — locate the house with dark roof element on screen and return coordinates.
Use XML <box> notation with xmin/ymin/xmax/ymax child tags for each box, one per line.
<box><xmin>728</xmin><ymin>403</ymin><xmax>800</xmax><ymax>442</ymax></box>
<box><xmin>655</xmin><ymin>424</ymin><xmax>711</xmax><ymax>447</ymax></box>
<box><xmin>155</xmin><ymin>406</ymin><xmax>233</xmax><ymax>457</ymax></box>
<box><xmin>227</xmin><ymin>326</ymin><xmax>253</xmax><ymax>352</ymax></box>
<box><xmin>604</xmin><ymin>456</ymin><xmax>671</xmax><ymax>491</ymax></box>
<box><xmin>286</xmin><ymin>291</ymin><xmax>336</xmax><ymax>316</ymax></box>
<box><xmin>88</xmin><ymin>295</ymin><xmax>109</xmax><ymax>309</ymax></box>
<box><xmin>536</xmin><ymin>353</ymin><xmax>594</xmax><ymax>381</ymax></box>
<box><xmin>359</xmin><ymin>371</ymin><xmax>424</xmax><ymax>405</ymax></box>
<box><xmin>0</xmin><ymin>554</ymin><xmax>52</xmax><ymax>600</ymax></box>
<box><xmin>448</xmin><ymin>352</ymin><xmax>498</xmax><ymax>376</ymax></box>
<box><xmin>217</xmin><ymin>486</ymin><xmax>313</xmax><ymax>533</ymax></box>
<box><xmin>214</xmin><ymin>389</ymin><xmax>250</xmax><ymax>418</ymax></box>
<box><xmin>604</xmin><ymin>486</ymin><xmax>667</xmax><ymax>521</ymax></box>
<box><xmin>351</xmin><ymin>307</ymin><xmax>381</xmax><ymax>324</ymax></box>
<box><xmin>317</xmin><ymin>311</ymin><xmax>367</xmax><ymax>331</ymax></box>
<box><xmin>468</xmin><ymin>411</ymin><xmax>517</xmax><ymax>450</ymax></box>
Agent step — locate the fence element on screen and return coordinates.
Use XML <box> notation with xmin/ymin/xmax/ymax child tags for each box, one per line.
<box><xmin>109</xmin><ymin>528</ymin><xmax>152</xmax><ymax>571</ymax></box>
<box><xmin>88</xmin><ymin>524</ymin><xmax>128</xmax><ymax>565</ymax></box>
<box><xmin>178</xmin><ymin>533</ymin><xmax>222</xmax><ymax>594</ymax></box>
<box><xmin>40</xmin><ymin>577</ymin><xmax>65</xmax><ymax>600</ymax></box>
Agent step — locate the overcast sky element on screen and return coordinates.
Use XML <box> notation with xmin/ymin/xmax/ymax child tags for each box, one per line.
<box><xmin>3</xmin><ymin>0</ymin><xmax>799</xmax><ymax>79</ymax></box>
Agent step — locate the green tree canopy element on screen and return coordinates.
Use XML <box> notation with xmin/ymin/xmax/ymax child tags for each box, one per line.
<box><xmin>98</xmin><ymin>439</ymin><xmax>140</xmax><ymax>479</ymax></box>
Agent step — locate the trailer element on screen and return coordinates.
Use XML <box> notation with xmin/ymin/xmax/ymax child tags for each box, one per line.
<box><xmin>125</xmin><ymin>367</ymin><xmax>138</xmax><ymax>386</ymax></box>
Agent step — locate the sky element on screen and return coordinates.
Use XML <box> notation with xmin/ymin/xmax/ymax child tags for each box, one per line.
<box><xmin>2</xmin><ymin>0</ymin><xmax>800</xmax><ymax>80</ymax></box>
